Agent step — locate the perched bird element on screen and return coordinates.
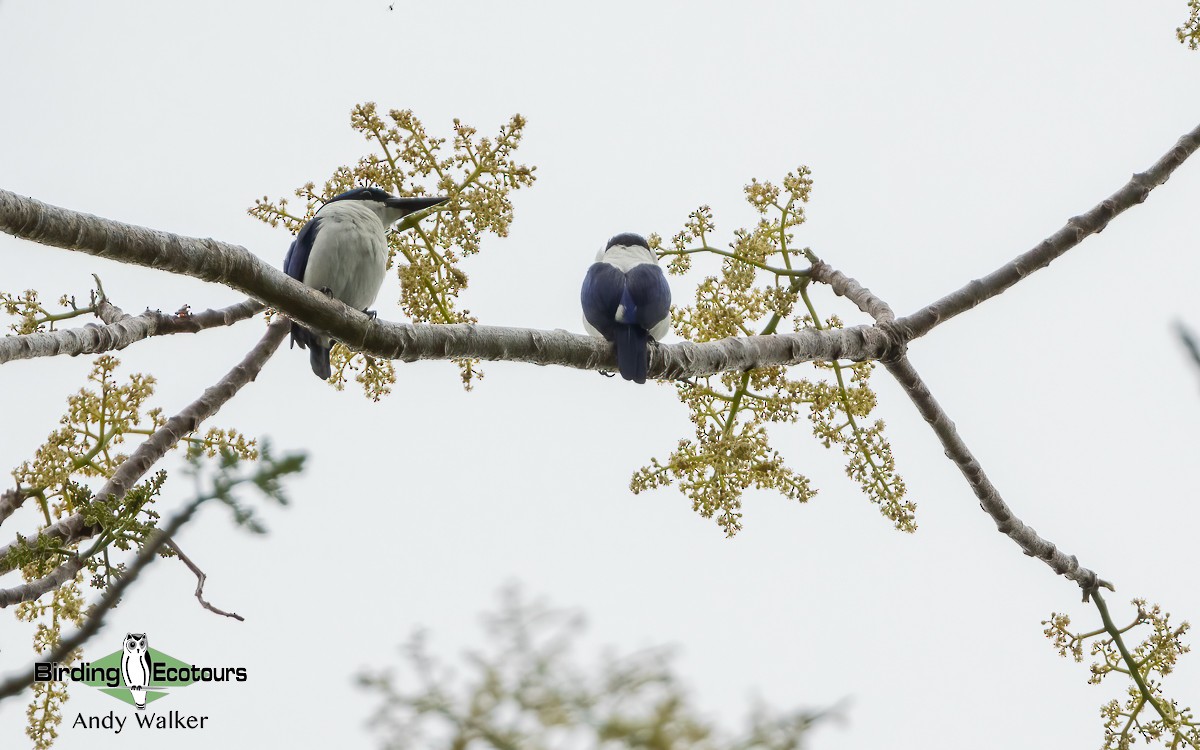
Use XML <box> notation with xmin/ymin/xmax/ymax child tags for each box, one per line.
<box><xmin>581</xmin><ymin>232</ymin><xmax>671</xmax><ymax>383</ymax></box>
<box><xmin>283</xmin><ymin>187</ymin><xmax>447</xmax><ymax>379</ymax></box>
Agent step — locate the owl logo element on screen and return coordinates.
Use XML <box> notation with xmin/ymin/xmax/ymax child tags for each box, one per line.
<box><xmin>120</xmin><ymin>633</ymin><xmax>151</xmax><ymax>710</ymax></box>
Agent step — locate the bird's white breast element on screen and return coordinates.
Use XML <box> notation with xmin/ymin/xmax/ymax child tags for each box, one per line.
<box><xmin>303</xmin><ymin>201</ymin><xmax>390</xmax><ymax>312</ymax></box>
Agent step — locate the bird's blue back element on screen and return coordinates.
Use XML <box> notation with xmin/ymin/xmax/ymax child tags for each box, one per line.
<box><xmin>624</xmin><ymin>264</ymin><xmax>670</xmax><ymax>330</ymax></box>
<box><xmin>581</xmin><ymin>263</ymin><xmax>626</xmax><ymax>340</ymax></box>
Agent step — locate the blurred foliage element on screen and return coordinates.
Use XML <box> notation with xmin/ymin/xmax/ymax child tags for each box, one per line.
<box><xmin>1178</xmin><ymin>321</ymin><xmax>1200</xmax><ymax>385</ymax></box>
<box><xmin>359</xmin><ymin>588</ymin><xmax>832</xmax><ymax>750</ymax></box>
<box><xmin>1044</xmin><ymin>600</ymin><xmax>1198</xmax><ymax>749</ymax></box>
<box><xmin>1180</xmin><ymin>1</ymin><xmax>1200</xmax><ymax>49</ymax></box>
<box><xmin>250</xmin><ymin>103</ymin><xmax>536</xmax><ymax>395</ymax></box>
<box><xmin>631</xmin><ymin>168</ymin><xmax>911</xmax><ymax>536</ymax></box>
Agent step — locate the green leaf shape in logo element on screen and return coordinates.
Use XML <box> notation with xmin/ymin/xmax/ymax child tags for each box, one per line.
<box><xmin>85</xmin><ymin>647</ymin><xmax>196</xmax><ymax>706</ymax></box>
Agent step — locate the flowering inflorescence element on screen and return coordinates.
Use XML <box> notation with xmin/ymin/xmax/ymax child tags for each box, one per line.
<box><xmin>249</xmin><ymin>103</ymin><xmax>536</xmax><ymax>394</ymax></box>
<box><xmin>1180</xmin><ymin>1</ymin><xmax>1200</xmax><ymax>49</ymax></box>
<box><xmin>1044</xmin><ymin>600</ymin><xmax>1199</xmax><ymax>749</ymax></box>
<box><xmin>632</xmin><ymin>168</ymin><xmax>911</xmax><ymax>536</ymax></box>
<box><xmin>20</xmin><ymin>579</ymin><xmax>82</xmax><ymax>750</ymax></box>
<box><xmin>0</xmin><ymin>288</ymin><xmax>101</xmax><ymax>336</ymax></box>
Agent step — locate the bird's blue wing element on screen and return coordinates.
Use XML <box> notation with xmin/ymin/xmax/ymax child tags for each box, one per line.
<box><xmin>282</xmin><ymin>216</ymin><xmax>324</xmax><ymax>366</ymax></box>
<box><xmin>581</xmin><ymin>262</ymin><xmax>626</xmax><ymax>340</ymax></box>
<box><xmin>625</xmin><ymin>264</ymin><xmax>671</xmax><ymax>332</ymax></box>
<box><xmin>283</xmin><ymin>216</ymin><xmax>322</xmax><ymax>281</ymax></box>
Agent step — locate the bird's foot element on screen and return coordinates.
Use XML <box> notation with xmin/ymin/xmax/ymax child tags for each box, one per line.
<box><xmin>318</xmin><ymin>286</ymin><xmax>334</xmax><ymax>298</ymax></box>
<box><xmin>598</xmin><ymin>370</ymin><xmax>616</xmax><ymax>378</ymax></box>
<box><xmin>363</xmin><ymin>309</ymin><xmax>378</xmax><ymax>320</ymax></box>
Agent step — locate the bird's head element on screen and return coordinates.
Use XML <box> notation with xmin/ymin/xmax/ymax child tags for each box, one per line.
<box><xmin>596</xmin><ymin>232</ymin><xmax>651</xmax><ymax>262</ymax></box>
<box><xmin>327</xmin><ymin>187</ymin><xmax>449</xmax><ymax>225</ymax></box>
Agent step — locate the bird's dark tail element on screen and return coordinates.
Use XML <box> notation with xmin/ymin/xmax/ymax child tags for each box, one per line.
<box><xmin>614</xmin><ymin>324</ymin><xmax>649</xmax><ymax>384</ymax></box>
<box><xmin>291</xmin><ymin>323</ymin><xmax>333</xmax><ymax>380</ymax></box>
<box><xmin>308</xmin><ymin>345</ymin><xmax>332</xmax><ymax>380</ymax></box>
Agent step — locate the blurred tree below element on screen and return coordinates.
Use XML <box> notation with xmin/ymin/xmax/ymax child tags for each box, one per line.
<box><xmin>358</xmin><ymin>589</ymin><xmax>835</xmax><ymax>750</ymax></box>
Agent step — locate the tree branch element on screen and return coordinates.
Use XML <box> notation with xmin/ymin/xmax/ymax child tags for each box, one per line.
<box><xmin>4</xmin><ymin>110</ymin><xmax>1195</xmax><ymax>376</ymax></box>
<box><xmin>0</xmin><ymin>119</ymin><xmax>1195</xmax><ymax>600</ymax></box>
<box><xmin>0</xmin><ymin>317</ymin><xmax>290</xmax><ymax>578</ymax></box>
<box><xmin>0</xmin><ymin>556</ymin><xmax>83</xmax><ymax>608</ymax></box>
<box><xmin>883</xmin><ymin>353</ymin><xmax>1112</xmax><ymax>598</ymax></box>
<box><xmin>0</xmin><ymin>297</ymin><xmax>264</xmax><ymax>365</ymax></box>
<box><xmin>807</xmin><ymin>255</ymin><xmax>897</xmax><ymax>323</ymax></box>
<box><xmin>0</xmin><ymin>189</ymin><xmax>891</xmax><ymax>377</ymax></box>
<box><xmin>0</xmin><ymin>494</ymin><xmax>206</xmax><ymax>703</ymax></box>
<box><xmin>163</xmin><ymin>537</ymin><xmax>243</xmax><ymax>621</ymax></box>
<box><xmin>810</xmin><ymin>258</ymin><xmax>1110</xmax><ymax>595</ymax></box>
<box><xmin>0</xmin><ymin>488</ymin><xmax>27</xmax><ymax>526</ymax></box>
<box><xmin>894</xmin><ymin>119</ymin><xmax>1200</xmax><ymax>341</ymax></box>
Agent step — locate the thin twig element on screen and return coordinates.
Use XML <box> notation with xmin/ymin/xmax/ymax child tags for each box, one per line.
<box><xmin>163</xmin><ymin>538</ymin><xmax>243</xmax><ymax>621</ymax></box>
<box><xmin>657</xmin><ymin>246</ymin><xmax>811</xmax><ymax>277</ymax></box>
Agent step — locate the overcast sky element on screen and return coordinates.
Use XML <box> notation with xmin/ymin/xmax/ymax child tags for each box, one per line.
<box><xmin>2</xmin><ymin>1</ymin><xmax>1199</xmax><ymax>747</ymax></box>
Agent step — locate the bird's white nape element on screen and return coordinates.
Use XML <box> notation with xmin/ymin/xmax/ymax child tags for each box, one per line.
<box><xmin>598</xmin><ymin>243</ymin><xmax>659</xmax><ymax>271</ymax></box>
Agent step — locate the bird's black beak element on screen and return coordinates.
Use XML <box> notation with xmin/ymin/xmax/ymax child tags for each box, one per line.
<box><xmin>385</xmin><ymin>196</ymin><xmax>449</xmax><ymax>213</ymax></box>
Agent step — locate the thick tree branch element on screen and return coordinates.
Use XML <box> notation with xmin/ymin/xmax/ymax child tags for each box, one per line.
<box><xmin>884</xmin><ymin>353</ymin><xmax>1112</xmax><ymax>598</ymax></box>
<box><xmin>0</xmin><ymin>297</ymin><xmax>264</xmax><ymax>365</ymax></box>
<box><xmin>0</xmin><ymin>318</ymin><xmax>290</xmax><ymax>578</ymax></box>
<box><xmin>0</xmin><ymin>495</ymin><xmax>206</xmax><ymax>702</ymax></box>
<box><xmin>894</xmin><ymin>120</ymin><xmax>1200</xmax><ymax>340</ymax></box>
<box><xmin>0</xmin><ymin>189</ymin><xmax>890</xmax><ymax>376</ymax></box>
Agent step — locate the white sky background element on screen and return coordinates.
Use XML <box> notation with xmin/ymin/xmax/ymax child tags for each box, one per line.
<box><xmin>1</xmin><ymin>0</ymin><xmax>1199</xmax><ymax>747</ymax></box>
